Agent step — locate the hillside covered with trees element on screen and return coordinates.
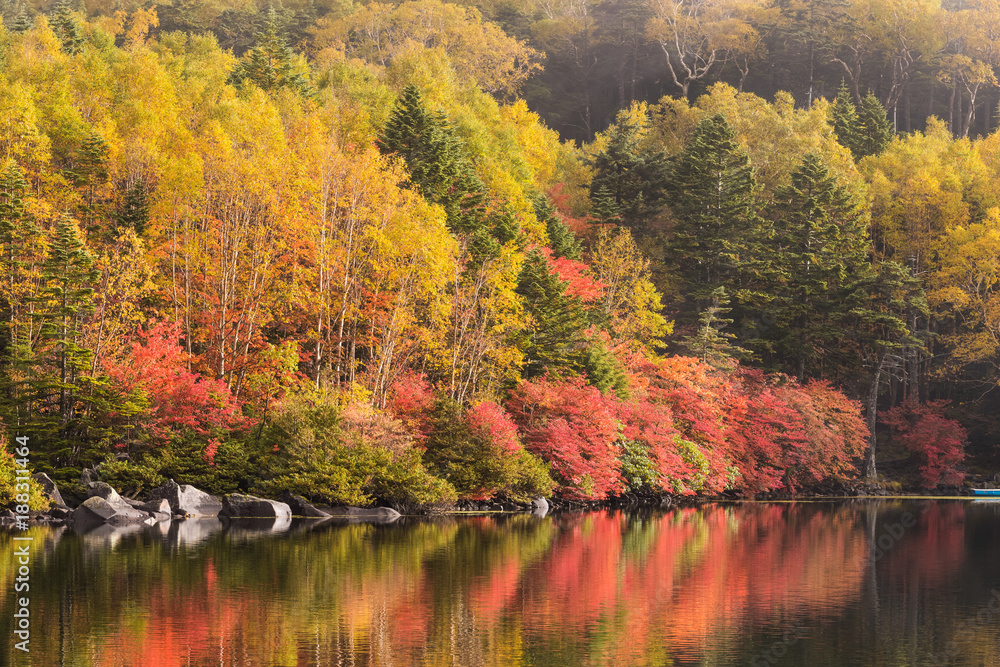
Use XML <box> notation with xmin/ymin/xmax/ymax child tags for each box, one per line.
<box><xmin>0</xmin><ymin>0</ymin><xmax>995</xmax><ymax>507</ymax></box>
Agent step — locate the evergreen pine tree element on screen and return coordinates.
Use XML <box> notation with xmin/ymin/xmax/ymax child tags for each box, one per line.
<box><xmin>515</xmin><ymin>249</ymin><xmax>589</xmax><ymax>378</ymax></box>
<box><xmin>0</xmin><ymin>164</ymin><xmax>41</xmax><ymax>361</ymax></box>
<box><xmin>588</xmin><ymin>112</ymin><xmax>668</xmax><ymax>229</ymax></box>
<box><xmin>378</xmin><ymin>85</ymin><xmax>489</xmax><ymax>238</ymax></box>
<box><xmin>580</xmin><ymin>342</ymin><xmax>629</xmax><ymax>398</ymax></box>
<box><xmin>680</xmin><ymin>287</ymin><xmax>750</xmax><ymax>370</ymax></box>
<box><xmin>26</xmin><ymin>217</ymin><xmax>101</xmax><ymax>469</ymax></box>
<box><xmin>534</xmin><ymin>195</ymin><xmax>581</xmax><ymax>260</ymax></box>
<box><xmin>663</xmin><ymin>114</ymin><xmax>765</xmax><ymax>311</ymax></box>
<box><xmin>117</xmin><ymin>179</ymin><xmax>151</xmax><ymax>234</ymax></box>
<box><xmin>228</xmin><ymin>7</ymin><xmax>315</xmax><ymax>98</ymax></box>
<box><xmin>8</xmin><ymin>3</ymin><xmax>33</xmax><ymax>33</ymax></box>
<box><xmin>830</xmin><ymin>83</ymin><xmax>893</xmax><ymax>160</ymax></box>
<box><xmin>831</xmin><ymin>81</ymin><xmax>862</xmax><ymax>158</ymax></box>
<box><xmin>761</xmin><ymin>153</ymin><xmax>870</xmax><ymax>380</ymax></box>
<box><xmin>589</xmin><ymin>184</ymin><xmax>624</xmax><ymax>227</ymax></box>
<box><xmin>858</xmin><ymin>91</ymin><xmax>893</xmax><ymax>158</ymax></box>
<box><xmin>49</xmin><ymin>0</ymin><xmax>84</xmax><ymax>55</ymax></box>
<box><xmin>842</xmin><ymin>260</ymin><xmax>926</xmax><ymax>479</ymax></box>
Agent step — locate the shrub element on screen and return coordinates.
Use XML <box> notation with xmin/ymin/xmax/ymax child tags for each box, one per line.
<box><xmin>423</xmin><ymin>399</ymin><xmax>554</xmax><ymax>501</ymax></box>
<box><xmin>0</xmin><ymin>433</ymin><xmax>49</xmax><ymax>511</ymax></box>
<box><xmin>883</xmin><ymin>400</ymin><xmax>966</xmax><ymax>486</ymax></box>
<box><xmin>254</xmin><ymin>390</ymin><xmax>456</xmax><ymax>506</ymax></box>
<box><xmin>507</xmin><ymin>376</ymin><xmax>623</xmax><ymax>500</ymax></box>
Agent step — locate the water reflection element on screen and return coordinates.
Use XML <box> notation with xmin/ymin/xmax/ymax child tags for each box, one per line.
<box><xmin>2</xmin><ymin>501</ymin><xmax>1000</xmax><ymax>666</ymax></box>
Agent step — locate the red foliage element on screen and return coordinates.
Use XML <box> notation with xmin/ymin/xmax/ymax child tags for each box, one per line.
<box><xmin>627</xmin><ymin>355</ymin><xmax>736</xmax><ymax>493</ymax></box>
<box><xmin>103</xmin><ymin>321</ymin><xmax>250</xmax><ymax>453</ymax></box>
<box><xmin>386</xmin><ymin>370</ymin><xmax>436</xmax><ymax>445</ymax></box>
<box><xmin>618</xmin><ymin>356</ymin><xmax>869</xmax><ymax>494</ymax></box>
<box><xmin>726</xmin><ymin>374</ymin><xmax>807</xmax><ymax>493</ymax></box>
<box><xmin>507</xmin><ymin>376</ymin><xmax>622</xmax><ymax>500</ymax></box>
<box><xmin>541</xmin><ymin>250</ymin><xmax>605</xmax><ymax>302</ymax></box>
<box><xmin>776</xmin><ymin>380</ymin><xmax>869</xmax><ymax>487</ymax></box>
<box><xmin>546</xmin><ymin>183</ymin><xmax>592</xmax><ymax>237</ymax></box>
<box><xmin>466</xmin><ymin>401</ymin><xmax>521</xmax><ymax>455</ymax></box>
<box><xmin>883</xmin><ymin>400</ymin><xmax>966</xmax><ymax>486</ymax></box>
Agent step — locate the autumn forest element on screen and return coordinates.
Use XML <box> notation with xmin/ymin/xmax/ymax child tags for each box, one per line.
<box><xmin>1</xmin><ymin>0</ymin><xmax>998</xmax><ymax>508</ymax></box>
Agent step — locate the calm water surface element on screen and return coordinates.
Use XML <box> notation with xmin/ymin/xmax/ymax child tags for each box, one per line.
<box><xmin>3</xmin><ymin>500</ymin><xmax>1000</xmax><ymax>666</ymax></box>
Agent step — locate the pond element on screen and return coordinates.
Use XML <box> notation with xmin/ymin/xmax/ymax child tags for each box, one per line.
<box><xmin>3</xmin><ymin>500</ymin><xmax>1000</xmax><ymax>666</ymax></box>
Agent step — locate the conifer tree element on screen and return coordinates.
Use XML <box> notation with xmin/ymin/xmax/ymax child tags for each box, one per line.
<box><xmin>662</xmin><ymin>114</ymin><xmax>765</xmax><ymax>312</ymax></box>
<box><xmin>515</xmin><ymin>249</ymin><xmax>589</xmax><ymax>378</ymax></box>
<box><xmin>681</xmin><ymin>287</ymin><xmax>749</xmax><ymax>370</ymax></box>
<box><xmin>0</xmin><ymin>164</ymin><xmax>42</xmax><ymax>362</ymax></box>
<box><xmin>378</xmin><ymin>84</ymin><xmax>488</xmax><ymax>237</ymax></box>
<box><xmin>49</xmin><ymin>0</ymin><xmax>84</xmax><ymax>56</ymax></box>
<box><xmin>534</xmin><ymin>195</ymin><xmax>581</xmax><ymax>260</ymax></box>
<box><xmin>117</xmin><ymin>179</ymin><xmax>151</xmax><ymax>235</ymax></box>
<box><xmin>588</xmin><ymin>112</ymin><xmax>668</xmax><ymax>229</ymax></box>
<box><xmin>830</xmin><ymin>83</ymin><xmax>893</xmax><ymax>160</ymax></box>
<box><xmin>842</xmin><ymin>260</ymin><xmax>927</xmax><ymax>480</ymax></box>
<box><xmin>761</xmin><ymin>154</ymin><xmax>870</xmax><ymax>380</ymax></box>
<box><xmin>580</xmin><ymin>342</ymin><xmax>629</xmax><ymax>398</ymax></box>
<box><xmin>25</xmin><ymin>217</ymin><xmax>101</xmax><ymax>467</ymax></box>
<box><xmin>831</xmin><ymin>81</ymin><xmax>861</xmax><ymax>157</ymax></box>
<box><xmin>858</xmin><ymin>91</ymin><xmax>893</xmax><ymax>158</ymax></box>
<box><xmin>228</xmin><ymin>7</ymin><xmax>315</xmax><ymax>98</ymax></box>
<box><xmin>7</xmin><ymin>3</ymin><xmax>32</xmax><ymax>33</ymax></box>
<box><xmin>589</xmin><ymin>185</ymin><xmax>624</xmax><ymax>227</ymax></box>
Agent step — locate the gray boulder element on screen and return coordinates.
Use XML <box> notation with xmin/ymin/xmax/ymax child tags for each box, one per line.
<box><xmin>72</xmin><ymin>496</ymin><xmax>149</xmax><ymax>526</ymax></box>
<box><xmin>219</xmin><ymin>494</ymin><xmax>291</xmax><ymax>520</ymax></box>
<box><xmin>46</xmin><ymin>506</ymin><xmax>71</xmax><ymax>521</ymax></box>
<box><xmin>32</xmin><ymin>472</ymin><xmax>66</xmax><ymax>507</ymax></box>
<box><xmin>122</xmin><ymin>497</ymin><xmax>172</xmax><ymax>522</ymax></box>
<box><xmin>280</xmin><ymin>492</ymin><xmax>331</xmax><ymax>518</ymax></box>
<box><xmin>147</xmin><ymin>480</ymin><xmax>223</xmax><ymax>516</ymax></box>
<box><xmin>87</xmin><ymin>481</ymin><xmax>125</xmax><ymax>504</ymax></box>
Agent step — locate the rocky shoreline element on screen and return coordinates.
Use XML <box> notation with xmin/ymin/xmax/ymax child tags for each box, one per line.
<box><xmin>2</xmin><ymin>472</ymin><xmax>406</xmax><ymax>529</ymax></box>
<box><xmin>2</xmin><ymin>472</ymin><xmax>993</xmax><ymax>530</ymax></box>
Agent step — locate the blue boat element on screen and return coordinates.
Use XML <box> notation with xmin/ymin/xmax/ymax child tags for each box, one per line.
<box><xmin>971</xmin><ymin>489</ymin><xmax>1000</xmax><ymax>497</ymax></box>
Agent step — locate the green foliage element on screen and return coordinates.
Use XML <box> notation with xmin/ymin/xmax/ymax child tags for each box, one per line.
<box><xmin>588</xmin><ymin>107</ymin><xmax>669</xmax><ymax>228</ymax></box>
<box><xmin>17</xmin><ymin>217</ymin><xmax>107</xmax><ymax>469</ymax></box>
<box><xmin>831</xmin><ymin>81</ymin><xmax>861</xmax><ymax>158</ymax></box>
<box><xmin>831</xmin><ymin>83</ymin><xmax>893</xmax><ymax>160</ymax></box>
<box><xmin>6</xmin><ymin>4</ymin><xmax>32</xmax><ymax>33</ymax></box>
<box><xmin>378</xmin><ymin>84</ymin><xmax>488</xmax><ymax>236</ymax></box>
<box><xmin>680</xmin><ymin>287</ymin><xmax>750</xmax><ymax>370</ymax></box>
<box><xmin>589</xmin><ymin>185</ymin><xmax>623</xmax><ymax>226</ymax></box>
<box><xmin>228</xmin><ymin>7</ymin><xmax>315</xmax><ymax>98</ymax></box>
<box><xmin>536</xmin><ymin>194</ymin><xmax>581</xmax><ymax>260</ymax></box>
<box><xmin>117</xmin><ymin>179</ymin><xmax>152</xmax><ymax>235</ymax></box>
<box><xmin>858</xmin><ymin>91</ymin><xmax>893</xmax><ymax>158</ymax></box>
<box><xmin>515</xmin><ymin>249</ymin><xmax>589</xmax><ymax>378</ymax></box>
<box><xmin>672</xmin><ymin>435</ymin><xmax>710</xmax><ymax>494</ymax></box>
<box><xmin>0</xmin><ymin>435</ymin><xmax>49</xmax><ymax>511</ymax></box>
<box><xmin>256</xmin><ymin>392</ymin><xmax>456</xmax><ymax>506</ymax></box>
<box><xmin>149</xmin><ymin>436</ymin><xmax>257</xmax><ymax>496</ymax></box>
<box><xmin>49</xmin><ymin>0</ymin><xmax>84</xmax><ymax>55</ymax></box>
<box><xmin>758</xmin><ymin>153</ymin><xmax>871</xmax><ymax>379</ymax></box>
<box><xmin>617</xmin><ymin>438</ymin><xmax>660</xmax><ymax>493</ymax></box>
<box><xmin>663</xmin><ymin>113</ymin><xmax>764</xmax><ymax>315</ymax></box>
<box><xmin>580</xmin><ymin>341</ymin><xmax>630</xmax><ymax>399</ymax></box>
<box><xmin>422</xmin><ymin>398</ymin><xmax>553</xmax><ymax>501</ymax></box>
<box><xmin>91</xmin><ymin>456</ymin><xmax>166</xmax><ymax>499</ymax></box>
<box><xmin>70</xmin><ymin>131</ymin><xmax>110</xmax><ymax>188</ymax></box>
